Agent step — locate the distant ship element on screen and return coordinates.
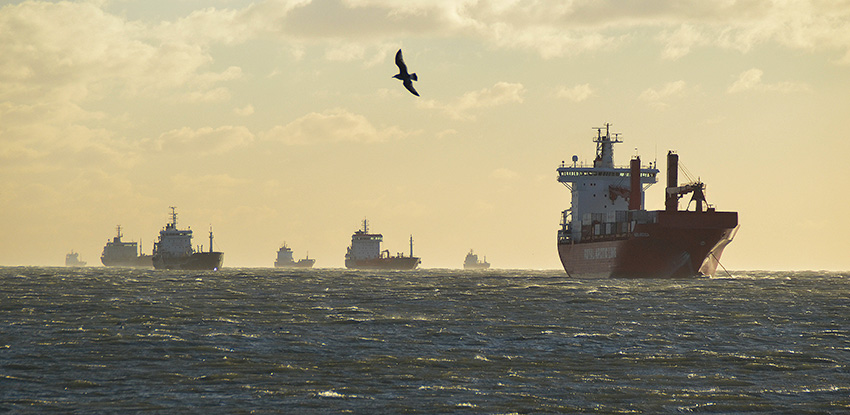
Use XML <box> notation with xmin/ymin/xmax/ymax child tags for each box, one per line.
<box><xmin>463</xmin><ymin>250</ymin><xmax>490</xmax><ymax>269</ymax></box>
<box><xmin>100</xmin><ymin>225</ymin><xmax>153</xmax><ymax>267</ymax></box>
<box><xmin>274</xmin><ymin>243</ymin><xmax>316</xmax><ymax>268</ymax></box>
<box><xmin>345</xmin><ymin>219</ymin><xmax>420</xmax><ymax>270</ymax></box>
<box><xmin>556</xmin><ymin>123</ymin><xmax>738</xmax><ymax>278</ymax></box>
<box><xmin>152</xmin><ymin>207</ymin><xmax>223</xmax><ymax>271</ymax></box>
<box><xmin>65</xmin><ymin>250</ymin><xmax>86</xmax><ymax>267</ymax></box>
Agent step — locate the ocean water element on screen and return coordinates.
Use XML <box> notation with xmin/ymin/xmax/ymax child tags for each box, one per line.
<box><xmin>1</xmin><ymin>267</ymin><xmax>849</xmax><ymax>413</ymax></box>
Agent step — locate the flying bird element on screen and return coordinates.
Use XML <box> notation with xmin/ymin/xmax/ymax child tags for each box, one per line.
<box><xmin>392</xmin><ymin>49</ymin><xmax>419</xmax><ymax>96</ymax></box>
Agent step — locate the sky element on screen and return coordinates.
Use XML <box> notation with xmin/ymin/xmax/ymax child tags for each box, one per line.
<box><xmin>1</xmin><ymin>0</ymin><xmax>849</xmax><ymax>270</ymax></box>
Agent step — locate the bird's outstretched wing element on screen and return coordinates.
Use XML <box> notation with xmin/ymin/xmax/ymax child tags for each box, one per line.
<box><xmin>395</xmin><ymin>49</ymin><xmax>409</xmax><ymax>75</ymax></box>
<box><xmin>403</xmin><ymin>79</ymin><xmax>419</xmax><ymax>96</ymax></box>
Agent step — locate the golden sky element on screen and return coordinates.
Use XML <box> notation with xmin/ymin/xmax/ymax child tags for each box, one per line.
<box><xmin>1</xmin><ymin>0</ymin><xmax>849</xmax><ymax>270</ymax></box>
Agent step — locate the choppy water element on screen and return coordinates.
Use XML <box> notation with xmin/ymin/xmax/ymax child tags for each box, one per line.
<box><xmin>1</xmin><ymin>267</ymin><xmax>849</xmax><ymax>413</ymax></box>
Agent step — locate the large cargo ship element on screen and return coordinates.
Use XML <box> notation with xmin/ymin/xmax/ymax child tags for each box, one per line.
<box><xmin>557</xmin><ymin>124</ymin><xmax>738</xmax><ymax>278</ymax></box>
<box><xmin>152</xmin><ymin>207</ymin><xmax>223</xmax><ymax>271</ymax></box>
<box><xmin>100</xmin><ymin>225</ymin><xmax>153</xmax><ymax>267</ymax></box>
<box><xmin>463</xmin><ymin>250</ymin><xmax>491</xmax><ymax>270</ymax></box>
<box><xmin>274</xmin><ymin>243</ymin><xmax>315</xmax><ymax>268</ymax></box>
<box><xmin>345</xmin><ymin>219</ymin><xmax>420</xmax><ymax>270</ymax></box>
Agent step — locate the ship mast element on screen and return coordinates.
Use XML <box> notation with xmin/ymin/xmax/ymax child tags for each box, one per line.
<box><xmin>593</xmin><ymin>123</ymin><xmax>621</xmax><ymax>169</ymax></box>
<box><xmin>409</xmin><ymin>235</ymin><xmax>414</xmax><ymax>257</ymax></box>
<box><xmin>209</xmin><ymin>226</ymin><xmax>214</xmax><ymax>253</ymax></box>
<box><xmin>169</xmin><ymin>206</ymin><xmax>178</xmax><ymax>228</ymax></box>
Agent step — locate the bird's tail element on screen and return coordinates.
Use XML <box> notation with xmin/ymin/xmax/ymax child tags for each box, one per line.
<box><xmin>410</xmin><ymin>73</ymin><xmax>418</xmax><ymax>81</ymax></box>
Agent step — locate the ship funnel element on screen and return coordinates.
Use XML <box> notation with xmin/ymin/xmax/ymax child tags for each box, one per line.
<box><xmin>629</xmin><ymin>157</ymin><xmax>641</xmax><ymax>210</ymax></box>
<box><xmin>665</xmin><ymin>151</ymin><xmax>679</xmax><ymax>212</ymax></box>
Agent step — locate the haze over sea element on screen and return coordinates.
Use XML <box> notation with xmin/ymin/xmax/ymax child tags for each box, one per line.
<box><xmin>2</xmin><ymin>267</ymin><xmax>848</xmax><ymax>413</ymax></box>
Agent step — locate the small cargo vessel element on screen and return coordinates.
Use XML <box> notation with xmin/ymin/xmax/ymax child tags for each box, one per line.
<box><xmin>463</xmin><ymin>250</ymin><xmax>490</xmax><ymax>269</ymax></box>
<box><xmin>274</xmin><ymin>243</ymin><xmax>315</xmax><ymax>268</ymax></box>
<box><xmin>556</xmin><ymin>124</ymin><xmax>738</xmax><ymax>278</ymax></box>
<box><xmin>65</xmin><ymin>250</ymin><xmax>86</xmax><ymax>267</ymax></box>
<box><xmin>345</xmin><ymin>219</ymin><xmax>420</xmax><ymax>270</ymax></box>
<box><xmin>100</xmin><ymin>225</ymin><xmax>153</xmax><ymax>267</ymax></box>
<box><xmin>152</xmin><ymin>207</ymin><xmax>223</xmax><ymax>271</ymax></box>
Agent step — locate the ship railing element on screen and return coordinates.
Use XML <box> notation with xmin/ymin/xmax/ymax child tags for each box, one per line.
<box><xmin>561</xmin><ymin>210</ymin><xmax>660</xmax><ymax>244</ymax></box>
<box><xmin>558</xmin><ymin>229</ymin><xmax>572</xmax><ymax>244</ymax></box>
<box><xmin>558</xmin><ymin>209</ymin><xmax>574</xmax><ymax>244</ymax></box>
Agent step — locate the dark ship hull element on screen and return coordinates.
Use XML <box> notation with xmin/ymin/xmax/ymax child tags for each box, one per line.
<box><xmin>464</xmin><ymin>263</ymin><xmax>491</xmax><ymax>270</ymax></box>
<box><xmin>274</xmin><ymin>259</ymin><xmax>316</xmax><ymax>268</ymax></box>
<box><xmin>558</xmin><ymin>211</ymin><xmax>737</xmax><ymax>278</ymax></box>
<box><xmin>101</xmin><ymin>255</ymin><xmax>153</xmax><ymax>268</ymax></box>
<box><xmin>152</xmin><ymin>252</ymin><xmax>223</xmax><ymax>270</ymax></box>
<box><xmin>345</xmin><ymin>257</ymin><xmax>420</xmax><ymax>270</ymax></box>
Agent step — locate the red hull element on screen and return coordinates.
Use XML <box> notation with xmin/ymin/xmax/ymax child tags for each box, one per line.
<box><xmin>558</xmin><ymin>211</ymin><xmax>737</xmax><ymax>278</ymax></box>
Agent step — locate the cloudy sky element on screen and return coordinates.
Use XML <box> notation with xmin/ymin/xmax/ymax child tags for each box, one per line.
<box><xmin>1</xmin><ymin>0</ymin><xmax>849</xmax><ymax>270</ymax></box>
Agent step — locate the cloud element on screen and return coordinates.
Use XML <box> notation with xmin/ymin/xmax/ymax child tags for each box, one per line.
<box><xmin>727</xmin><ymin>68</ymin><xmax>812</xmax><ymax>94</ymax></box>
<box><xmin>262</xmin><ymin>108</ymin><xmax>410</xmax><ymax>144</ymax></box>
<box><xmin>658</xmin><ymin>24</ymin><xmax>707</xmax><ymax>60</ymax></box>
<box><xmin>556</xmin><ymin>84</ymin><xmax>594</xmax><ymax>102</ymax></box>
<box><xmin>639</xmin><ymin>80</ymin><xmax>688</xmax><ymax>109</ymax></box>
<box><xmin>234</xmin><ymin>105</ymin><xmax>255</xmax><ymax>116</ymax></box>
<box><xmin>151</xmin><ymin>126</ymin><xmax>255</xmax><ymax>155</ymax></box>
<box><xmin>0</xmin><ymin>101</ymin><xmax>139</xmax><ymax>168</ymax></box>
<box><xmin>490</xmin><ymin>168</ymin><xmax>518</xmax><ymax>180</ymax></box>
<box><xmin>171</xmin><ymin>173</ymin><xmax>249</xmax><ymax>191</ymax></box>
<box><xmin>419</xmin><ymin>82</ymin><xmax>525</xmax><ymax>120</ymax></box>
<box><xmin>0</xmin><ymin>1</ymin><xmax>243</xmax><ymax>107</ymax></box>
<box><xmin>436</xmin><ymin>129</ymin><xmax>458</xmax><ymax>140</ymax></box>
<box><xmin>274</xmin><ymin>0</ymin><xmax>456</xmax><ymax>39</ymax></box>
<box><xmin>275</xmin><ymin>0</ymin><xmax>850</xmax><ymax>61</ymax></box>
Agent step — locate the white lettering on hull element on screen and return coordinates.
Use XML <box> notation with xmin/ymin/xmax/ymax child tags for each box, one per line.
<box><xmin>583</xmin><ymin>246</ymin><xmax>617</xmax><ymax>260</ymax></box>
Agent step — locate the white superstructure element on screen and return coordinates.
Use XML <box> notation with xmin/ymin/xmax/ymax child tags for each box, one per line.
<box><xmin>153</xmin><ymin>207</ymin><xmax>193</xmax><ymax>258</ymax></box>
<box><xmin>276</xmin><ymin>244</ymin><xmax>295</xmax><ymax>263</ymax></box>
<box><xmin>557</xmin><ymin>124</ymin><xmax>659</xmax><ymax>243</ymax></box>
<box><xmin>347</xmin><ymin>219</ymin><xmax>382</xmax><ymax>261</ymax></box>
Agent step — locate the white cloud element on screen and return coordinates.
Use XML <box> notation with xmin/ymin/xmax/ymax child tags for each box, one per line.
<box><xmin>234</xmin><ymin>104</ymin><xmax>255</xmax><ymax>116</ymax></box>
<box><xmin>639</xmin><ymin>80</ymin><xmax>688</xmax><ymax>109</ymax></box>
<box><xmin>276</xmin><ymin>0</ymin><xmax>850</xmax><ymax>61</ymax></box>
<box><xmin>261</xmin><ymin>108</ymin><xmax>410</xmax><ymax>144</ymax></box>
<box><xmin>325</xmin><ymin>42</ymin><xmax>367</xmax><ymax>61</ymax></box>
<box><xmin>658</xmin><ymin>24</ymin><xmax>707</xmax><ymax>60</ymax></box>
<box><xmin>151</xmin><ymin>126</ymin><xmax>255</xmax><ymax>155</ymax></box>
<box><xmin>556</xmin><ymin>84</ymin><xmax>594</xmax><ymax>102</ymax></box>
<box><xmin>727</xmin><ymin>68</ymin><xmax>812</xmax><ymax>94</ymax></box>
<box><xmin>0</xmin><ymin>1</ymin><xmax>243</xmax><ymax>107</ymax></box>
<box><xmin>419</xmin><ymin>82</ymin><xmax>525</xmax><ymax>120</ymax></box>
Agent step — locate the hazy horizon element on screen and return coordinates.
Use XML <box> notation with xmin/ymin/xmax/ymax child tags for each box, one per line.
<box><xmin>2</xmin><ymin>0</ymin><xmax>849</xmax><ymax>271</ymax></box>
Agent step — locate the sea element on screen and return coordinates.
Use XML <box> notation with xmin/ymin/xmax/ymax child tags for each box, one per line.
<box><xmin>1</xmin><ymin>267</ymin><xmax>849</xmax><ymax>413</ymax></box>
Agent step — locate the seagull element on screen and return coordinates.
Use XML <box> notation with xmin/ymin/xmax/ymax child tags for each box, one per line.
<box><xmin>392</xmin><ymin>49</ymin><xmax>419</xmax><ymax>96</ymax></box>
